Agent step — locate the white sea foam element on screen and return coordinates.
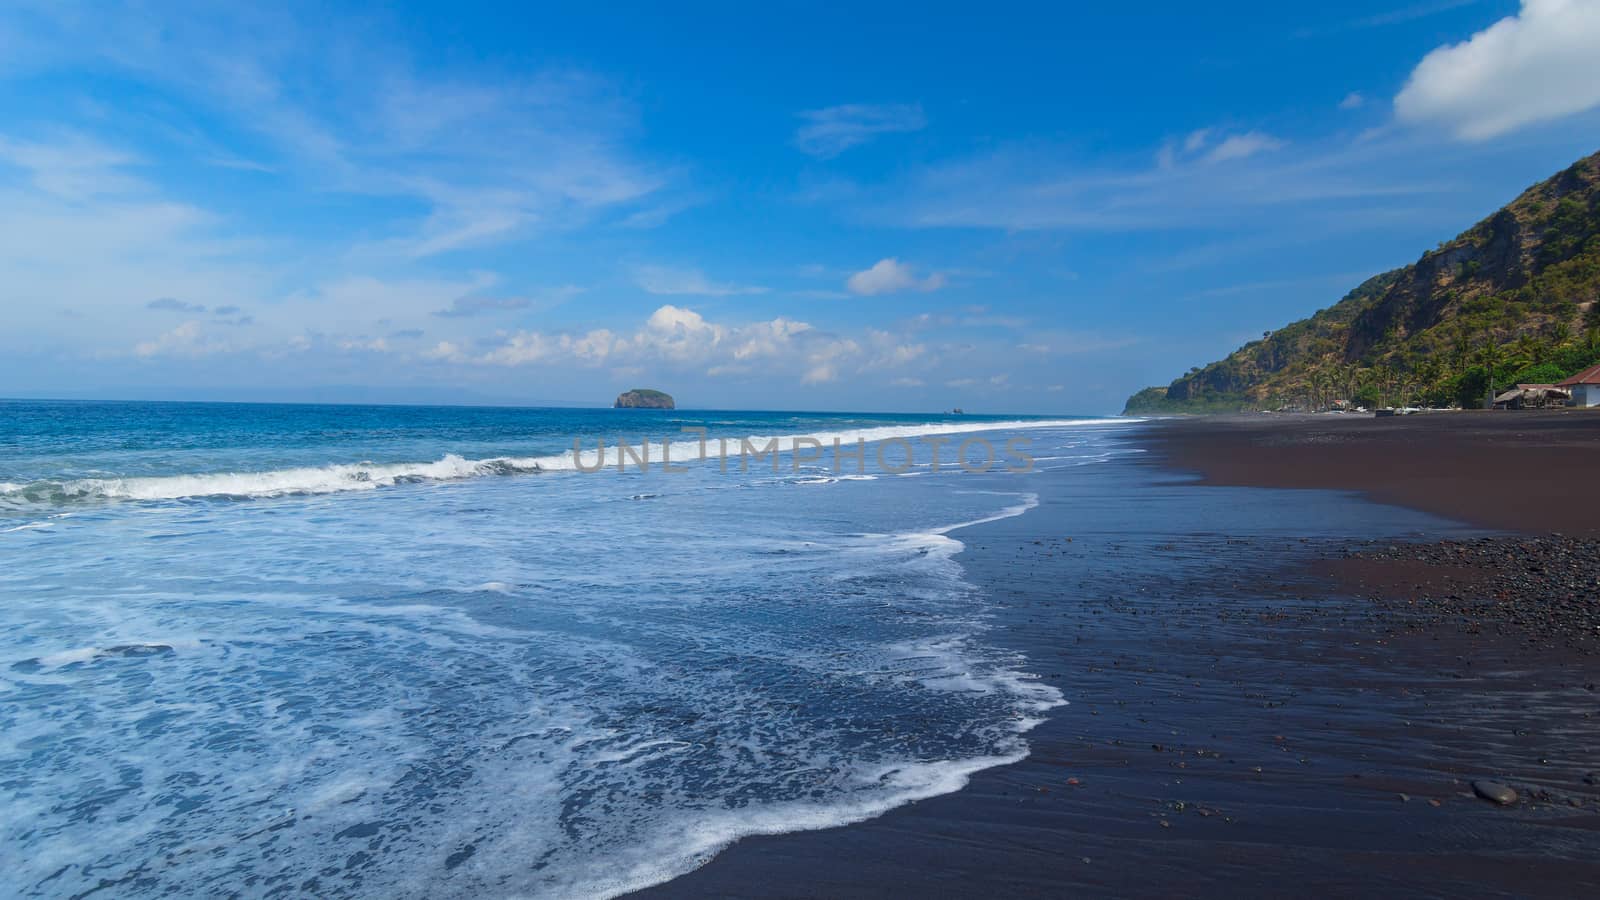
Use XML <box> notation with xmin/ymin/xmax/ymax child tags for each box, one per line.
<box><xmin>0</xmin><ymin>428</ymin><xmax>1083</xmax><ymax>899</ymax></box>
<box><xmin>0</xmin><ymin>418</ymin><xmax>1125</xmax><ymax>505</ymax></box>
<box><xmin>30</xmin><ymin>639</ymin><xmax>202</xmax><ymax>669</ymax></box>
<box><xmin>567</xmin><ymin>750</ymin><xmax>1031</xmax><ymax>900</ymax></box>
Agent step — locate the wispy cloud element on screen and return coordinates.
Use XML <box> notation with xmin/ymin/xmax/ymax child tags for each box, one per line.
<box><xmin>1203</xmin><ymin>131</ymin><xmax>1286</xmax><ymax>163</ymax></box>
<box><xmin>634</xmin><ymin>265</ymin><xmax>768</xmax><ymax>297</ymax></box>
<box><xmin>1294</xmin><ymin>0</ymin><xmax>1481</xmax><ymax>38</ymax></box>
<box><xmin>7</xmin><ymin>5</ymin><xmax>667</xmax><ymax>258</ymax></box>
<box><xmin>432</xmin><ymin>296</ymin><xmax>531</xmax><ymax>318</ymax></box>
<box><xmin>851</xmin><ymin>131</ymin><xmax>1453</xmax><ymax>233</ymax></box>
<box><xmin>432</xmin><ymin>285</ymin><xmax>583</xmax><ymax>317</ymax></box>
<box><xmin>147</xmin><ymin>297</ymin><xmax>207</xmax><ymax>313</ymax></box>
<box><xmin>794</xmin><ymin>103</ymin><xmax>926</xmax><ymax>158</ymax></box>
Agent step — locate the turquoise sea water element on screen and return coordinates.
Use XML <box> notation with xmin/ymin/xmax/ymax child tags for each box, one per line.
<box><xmin>0</xmin><ymin>400</ymin><xmax>1135</xmax><ymax>897</ymax></box>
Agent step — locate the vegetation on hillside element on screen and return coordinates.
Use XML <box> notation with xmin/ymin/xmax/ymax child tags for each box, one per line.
<box><xmin>1126</xmin><ymin>149</ymin><xmax>1600</xmax><ymax>414</ymax></box>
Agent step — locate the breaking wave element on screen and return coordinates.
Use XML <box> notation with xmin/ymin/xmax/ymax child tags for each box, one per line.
<box><xmin>1</xmin><ymin>418</ymin><xmax>1127</xmax><ymax>505</ymax></box>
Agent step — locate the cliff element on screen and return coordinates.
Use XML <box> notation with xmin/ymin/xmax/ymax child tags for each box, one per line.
<box><xmin>1126</xmin><ymin>148</ymin><xmax>1600</xmax><ymax>413</ymax></box>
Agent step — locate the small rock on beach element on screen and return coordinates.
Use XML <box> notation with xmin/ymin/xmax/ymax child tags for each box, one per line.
<box><xmin>1471</xmin><ymin>781</ymin><xmax>1518</xmax><ymax>806</ymax></box>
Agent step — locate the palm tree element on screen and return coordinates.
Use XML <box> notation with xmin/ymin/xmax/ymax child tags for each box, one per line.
<box><xmin>1479</xmin><ymin>340</ymin><xmax>1507</xmax><ymax>402</ymax></box>
<box><xmin>1512</xmin><ymin>333</ymin><xmax>1540</xmax><ymax>370</ymax></box>
<box><xmin>1450</xmin><ymin>324</ymin><xmax>1473</xmax><ymax>374</ymax></box>
<box><xmin>1550</xmin><ymin>321</ymin><xmax>1572</xmax><ymax>348</ymax></box>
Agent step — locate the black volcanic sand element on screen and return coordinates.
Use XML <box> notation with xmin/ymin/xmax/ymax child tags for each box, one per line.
<box><xmin>1319</xmin><ymin>537</ymin><xmax>1600</xmax><ymax>655</ymax></box>
<box><xmin>637</xmin><ymin>422</ymin><xmax>1600</xmax><ymax>898</ymax></box>
<box><xmin>1144</xmin><ymin>410</ymin><xmax>1600</xmax><ymax>536</ymax></box>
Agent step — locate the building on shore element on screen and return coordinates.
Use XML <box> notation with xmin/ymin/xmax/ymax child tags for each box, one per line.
<box><xmin>1492</xmin><ymin>384</ymin><xmax>1570</xmax><ymax>409</ymax></box>
<box><xmin>1557</xmin><ymin>364</ymin><xmax>1600</xmax><ymax>408</ymax></box>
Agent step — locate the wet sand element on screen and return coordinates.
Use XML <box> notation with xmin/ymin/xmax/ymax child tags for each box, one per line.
<box><xmin>636</xmin><ymin>414</ymin><xmax>1600</xmax><ymax>898</ymax></box>
<box><xmin>1145</xmin><ymin>409</ymin><xmax>1600</xmax><ymax>535</ymax></box>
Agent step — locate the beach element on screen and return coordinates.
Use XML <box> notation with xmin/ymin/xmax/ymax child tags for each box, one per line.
<box><xmin>5</xmin><ymin>403</ymin><xmax>1599</xmax><ymax>897</ymax></box>
<box><xmin>640</xmin><ymin>411</ymin><xmax>1600</xmax><ymax>898</ymax></box>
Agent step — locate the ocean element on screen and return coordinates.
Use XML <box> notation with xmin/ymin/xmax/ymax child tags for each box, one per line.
<box><xmin>0</xmin><ymin>399</ymin><xmax>1137</xmax><ymax>897</ymax></box>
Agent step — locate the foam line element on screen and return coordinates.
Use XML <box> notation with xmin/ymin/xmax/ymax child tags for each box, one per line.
<box><xmin>1</xmin><ymin>418</ymin><xmax>1130</xmax><ymax>504</ymax></box>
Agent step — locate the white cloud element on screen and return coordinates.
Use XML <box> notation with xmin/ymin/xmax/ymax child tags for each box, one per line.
<box><xmin>1294</xmin><ymin>0</ymin><xmax>1481</xmax><ymax>37</ymax></box>
<box><xmin>860</xmin><ymin>132</ymin><xmax>1448</xmax><ymax>232</ymax></box>
<box><xmin>634</xmin><ymin>265</ymin><xmax>768</xmax><ymax>297</ymax></box>
<box><xmin>1203</xmin><ymin>131</ymin><xmax>1286</xmax><ymax>163</ymax></box>
<box><xmin>428</xmin><ymin>303</ymin><xmax>941</xmax><ymax>386</ymax></box>
<box><xmin>8</xmin><ymin>6</ymin><xmax>667</xmax><ymax>258</ymax></box>
<box><xmin>287</xmin><ymin>273</ymin><xmax>500</xmax><ymax>333</ymax></box>
<box><xmin>1158</xmin><ymin>129</ymin><xmax>1283</xmax><ymax>168</ymax></box>
<box><xmin>794</xmin><ymin>104</ymin><xmax>926</xmax><ymax>158</ymax></box>
<box><xmin>134</xmin><ymin>321</ymin><xmax>230</xmax><ymax>358</ymax></box>
<box><xmin>0</xmin><ymin>134</ymin><xmax>144</xmax><ymax>199</ymax></box>
<box><xmin>0</xmin><ymin>133</ymin><xmax>272</xmax><ymax>349</ymax></box>
<box><xmin>1339</xmin><ymin>92</ymin><xmax>1366</xmax><ymax>110</ymax></box>
<box><xmin>846</xmin><ymin>258</ymin><xmax>947</xmax><ymax>296</ymax></box>
<box><xmin>337</xmin><ymin>336</ymin><xmax>391</xmax><ymax>353</ymax></box>
<box><xmin>1395</xmin><ymin>0</ymin><xmax>1600</xmax><ymax>140</ymax></box>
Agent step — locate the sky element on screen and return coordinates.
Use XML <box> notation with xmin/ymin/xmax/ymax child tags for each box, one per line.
<box><xmin>2</xmin><ymin>0</ymin><xmax>1599</xmax><ymax>414</ymax></box>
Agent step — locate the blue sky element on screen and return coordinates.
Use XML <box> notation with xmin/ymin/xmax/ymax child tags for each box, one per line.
<box><xmin>2</xmin><ymin>0</ymin><xmax>1599</xmax><ymax>413</ymax></box>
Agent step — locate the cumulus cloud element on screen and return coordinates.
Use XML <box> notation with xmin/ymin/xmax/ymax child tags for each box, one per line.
<box><xmin>1395</xmin><ymin>0</ymin><xmax>1600</xmax><ymax>140</ymax></box>
<box><xmin>147</xmin><ymin>297</ymin><xmax>207</xmax><ymax>313</ymax></box>
<box><xmin>634</xmin><ymin>266</ymin><xmax>768</xmax><ymax>297</ymax></box>
<box><xmin>846</xmin><ymin>258</ymin><xmax>947</xmax><ymax>296</ymax></box>
<box><xmin>337</xmin><ymin>336</ymin><xmax>391</xmax><ymax>353</ymax></box>
<box><xmin>425</xmin><ymin>303</ymin><xmax>934</xmax><ymax>386</ymax></box>
<box><xmin>794</xmin><ymin>104</ymin><xmax>926</xmax><ymax>158</ymax></box>
<box><xmin>134</xmin><ymin>321</ymin><xmax>228</xmax><ymax>358</ymax></box>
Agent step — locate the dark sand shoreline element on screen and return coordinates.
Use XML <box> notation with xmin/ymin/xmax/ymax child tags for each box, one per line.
<box><xmin>1143</xmin><ymin>409</ymin><xmax>1600</xmax><ymax>536</ymax></box>
<box><xmin>637</xmin><ymin>414</ymin><xmax>1600</xmax><ymax>898</ymax></box>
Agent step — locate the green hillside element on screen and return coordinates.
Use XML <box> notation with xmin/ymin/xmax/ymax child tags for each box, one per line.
<box><xmin>1126</xmin><ymin>148</ymin><xmax>1600</xmax><ymax>414</ymax></box>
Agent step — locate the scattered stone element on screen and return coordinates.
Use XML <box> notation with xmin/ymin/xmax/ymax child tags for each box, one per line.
<box><xmin>1342</xmin><ymin>537</ymin><xmax>1600</xmax><ymax>651</ymax></box>
<box><xmin>1471</xmin><ymin>780</ymin><xmax>1518</xmax><ymax>806</ymax></box>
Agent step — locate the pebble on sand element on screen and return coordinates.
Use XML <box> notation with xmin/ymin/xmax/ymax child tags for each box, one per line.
<box><xmin>1470</xmin><ymin>780</ymin><xmax>1518</xmax><ymax>806</ymax></box>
